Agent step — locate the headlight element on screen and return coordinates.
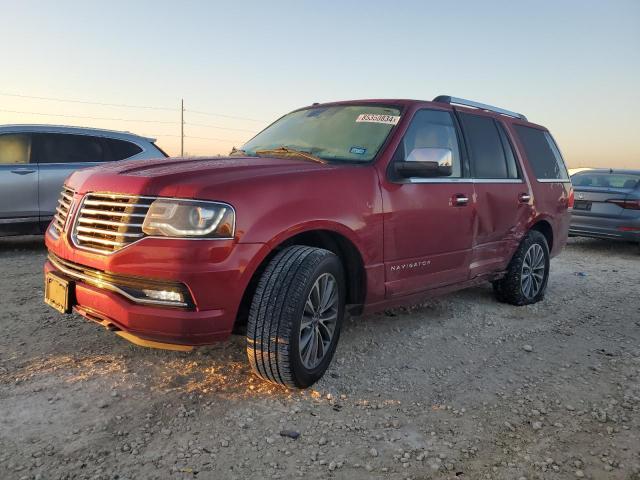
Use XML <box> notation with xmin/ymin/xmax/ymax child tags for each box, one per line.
<box><xmin>142</xmin><ymin>199</ymin><xmax>235</xmax><ymax>238</ymax></box>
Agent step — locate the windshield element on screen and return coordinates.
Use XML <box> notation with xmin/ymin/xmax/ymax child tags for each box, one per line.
<box><xmin>240</xmin><ymin>105</ymin><xmax>401</xmax><ymax>162</ymax></box>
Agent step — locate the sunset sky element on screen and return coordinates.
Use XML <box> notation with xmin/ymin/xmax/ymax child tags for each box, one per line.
<box><xmin>1</xmin><ymin>0</ymin><xmax>638</xmax><ymax>168</ymax></box>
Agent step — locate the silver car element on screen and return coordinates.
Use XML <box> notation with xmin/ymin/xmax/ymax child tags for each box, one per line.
<box><xmin>0</xmin><ymin>125</ymin><xmax>167</xmax><ymax>236</ymax></box>
<box><xmin>570</xmin><ymin>169</ymin><xmax>640</xmax><ymax>247</ymax></box>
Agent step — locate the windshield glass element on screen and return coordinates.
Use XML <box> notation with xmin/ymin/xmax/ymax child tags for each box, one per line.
<box><xmin>240</xmin><ymin>105</ymin><xmax>401</xmax><ymax>162</ymax></box>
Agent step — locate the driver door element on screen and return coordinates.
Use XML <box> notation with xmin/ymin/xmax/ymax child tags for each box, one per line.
<box><xmin>381</xmin><ymin>109</ymin><xmax>475</xmax><ymax>298</ymax></box>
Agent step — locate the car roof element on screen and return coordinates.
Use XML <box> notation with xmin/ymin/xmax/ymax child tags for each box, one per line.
<box><xmin>0</xmin><ymin>124</ymin><xmax>156</xmax><ymax>143</ymax></box>
<box><xmin>573</xmin><ymin>168</ymin><xmax>640</xmax><ymax>175</ymax></box>
<box><xmin>299</xmin><ymin>98</ymin><xmax>545</xmax><ymax>129</ymax></box>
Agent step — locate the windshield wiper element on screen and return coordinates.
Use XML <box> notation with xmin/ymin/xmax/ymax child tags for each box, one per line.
<box><xmin>255</xmin><ymin>146</ymin><xmax>326</xmax><ymax>164</ymax></box>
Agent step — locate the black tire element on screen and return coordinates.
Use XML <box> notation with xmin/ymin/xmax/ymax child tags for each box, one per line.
<box><xmin>246</xmin><ymin>246</ymin><xmax>345</xmax><ymax>388</ymax></box>
<box><xmin>493</xmin><ymin>230</ymin><xmax>550</xmax><ymax>306</ymax></box>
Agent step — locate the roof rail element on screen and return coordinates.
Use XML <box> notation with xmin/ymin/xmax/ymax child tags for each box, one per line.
<box><xmin>433</xmin><ymin>95</ymin><xmax>527</xmax><ymax>121</ymax></box>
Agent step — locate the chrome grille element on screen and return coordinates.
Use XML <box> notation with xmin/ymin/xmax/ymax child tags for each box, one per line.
<box><xmin>51</xmin><ymin>186</ymin><xmax>75</xmax><ymax>235</ymax></box>
<box><xmin>72</xmin><ymin>193</ymin><xmax>155</xmax><ymax>254</ymax></box>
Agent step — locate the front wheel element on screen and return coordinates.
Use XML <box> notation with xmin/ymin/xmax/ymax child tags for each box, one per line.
<box><xmin>246</xmin><ymin>246</ymin><xmax>345</xmax><ymax>388</ymax></box>
<box><xmin>493</xmin><ymin>230</ymin><xmax>550</xmax><ymax>306</ymax></box>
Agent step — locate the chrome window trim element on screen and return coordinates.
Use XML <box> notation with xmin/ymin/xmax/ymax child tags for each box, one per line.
<box><xmin>48</xmin><ymin>254</ymin><xmax>189</xmax><ymax>308</ymax></box>
<box><xmin>472</xmin><ymin>178</ymin><xmax>524</xmax><ymax>184</ymax></box>
<box><xmin>536</xmin><ymin>178</ymin><xmax>572</xmax><ymax>183</ymax></box>
<box><xmin>402</xmin><ymin>178</ymin><xmax>524</xmax><ymax>184</ymax></box>
<box><xmin>70</xmin><ymin>193</ymin><xmax>236</xmax><ymax>256</ymax></box>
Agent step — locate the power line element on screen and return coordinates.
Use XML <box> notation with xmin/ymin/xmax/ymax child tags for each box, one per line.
<box><xmin>186</xmin><ymin>121</ymin><xmax>257</xmax><ymax>133</ymax></box>
<box><xmin>185</xmin><ymin>135</ymin><xmax>244</xmax><ymax>143</ymax></box>
<box><xmin>0</xmin><ymin>108</ymin><xmax>249</xmax><ymax>144</ymax></box>
<box><xmin>185</xmin><ymin>109</ymin><xmax>267</xmax><ymax>123</ymax></box>
<box><xmin>0</xmin><ymin>108</ymin><xmax>179</xmax><ymax>124</ymax></box>
<box><xmin>0</xmin><ymin>92</ymin><xmax>270</xmax><ymax>123</ymax></box>
<box><xmin>0</xmin><ymin>95</ymin><xmax>258</xmax><ymax>149</ymax></box>
<box><xmin>0</xmin><ymin>92</ymin><xmax>178</xmax><ymax>111</ymax></box>
<box><xmin>143</xmin><ymin>134</ymin><xmax>242</xmax><ymax>143</ymax></box>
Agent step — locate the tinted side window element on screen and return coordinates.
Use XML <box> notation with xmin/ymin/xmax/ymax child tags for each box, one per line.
<box><xmin>459</xmin><ymin>113</ymin><xmax>509</xmax><ymax>179</ymax></box>
<box><xmin>103</xmin><ymin>138</ymin><xmax>143</xmax><ymax>161</ymax></box>
<box><xmin>496</xmin><ymin>123</ymin><xmax>520</xmax><ymax>179</ymax></box>
<box><xmin>393</xmin><ymin>109</ymin><xmax>462</xmax><ymax>177</ymax></box>
<box><xmin>32</xmin><ymin>133</ymin><xmax>105</xmax><ymax>164</ymax></box>
<box><xmin>0</xmin><ymin>134</ymin><xmax>32</xmax><ymax>164</ymax></box>
<box><xmin>514</xmin><ymin>125</ymin><xmax>569</xmax><ymax>180</ymax></box>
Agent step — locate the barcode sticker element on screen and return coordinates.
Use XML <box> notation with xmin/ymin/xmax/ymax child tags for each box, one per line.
<box><xmin>356</xmin><ymin>113</ymin><xmax>401</xmax><ymax>125</ymax></box>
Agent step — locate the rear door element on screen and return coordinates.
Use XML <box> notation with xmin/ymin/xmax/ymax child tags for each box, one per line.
<box><xmin>32</xmin><ymin>133</ymin><xmax>107</xmax><ymax>222</ymax></box>
<box><xmin>0</xmin><ymin>133</ymin><xmax>39</xmax><ymax>221</ymax></box>
<box><xmin>457</xmin><ymin>112</ymin><xmax>532</xmax><ymax>278</ymax></box>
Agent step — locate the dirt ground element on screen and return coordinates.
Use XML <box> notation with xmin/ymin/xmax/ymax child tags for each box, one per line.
<box><xmin>0</xmin><ymin>236</ymin><xmax>638</xmax><ymax>480</ymax></box>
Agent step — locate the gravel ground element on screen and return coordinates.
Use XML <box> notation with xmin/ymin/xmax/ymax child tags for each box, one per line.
<box><xmin>0</xmin><ymin>236</ymin><xmax>638</xmax><ymax>480</ymax></box>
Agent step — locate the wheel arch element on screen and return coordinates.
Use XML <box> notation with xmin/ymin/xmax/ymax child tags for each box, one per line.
<box><xmin>234</xmin><ymin>224</ymin><xmax>367</xmax><ymax>332</ymax></box>
<box><xmin>529</xmin><ymin>218</ymin><xmax>554</xmax><ymax>252</ymax></box>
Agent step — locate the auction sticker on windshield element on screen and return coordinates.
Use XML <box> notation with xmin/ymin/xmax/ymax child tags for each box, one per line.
<box><xmin>356</xmin><ymin>113</ymin><xmax>401</xmax><ymax>125</ymax></box>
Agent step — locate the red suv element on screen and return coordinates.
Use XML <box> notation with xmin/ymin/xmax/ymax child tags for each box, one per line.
<box><xmin>44</xmin><ymin>96</ymin><xmax>573</xmax><ymax>388</ymax></box>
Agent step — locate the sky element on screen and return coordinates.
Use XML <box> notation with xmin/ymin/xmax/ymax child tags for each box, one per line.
<box><xmin>0</xmin><ymin>0</ymin><xmax>638</xmax><ymax>168</ymax></box>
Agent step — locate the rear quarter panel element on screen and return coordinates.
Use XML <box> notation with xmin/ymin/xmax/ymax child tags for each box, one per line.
<box><xmin>505</xmin><ymin>120</ymin><xmax>571</xmax><ymax>257</ymax></box>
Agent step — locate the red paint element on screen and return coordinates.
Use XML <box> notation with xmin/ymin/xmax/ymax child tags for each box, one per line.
<box><xmin>45</xmin><ymin>99</ymin><xmax>571</xmax><ymax>346</ymax></box>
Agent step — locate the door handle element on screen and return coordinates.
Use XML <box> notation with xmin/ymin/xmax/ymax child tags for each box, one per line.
<box><xmin>11</xmin><ymin>168</ymin><xmax>36</xmax><ymax>175</ymax></box>
<box><xmin>519</xmin><ymin>193</ymin><xmax>531</xmax><ymax>203</ymax></box>
<box><xmin>452</xmin><ymin>194</ymin><xmax>469</xmax><ymax>206</ymax></box>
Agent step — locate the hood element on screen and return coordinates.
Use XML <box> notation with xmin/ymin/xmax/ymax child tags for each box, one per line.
<box><xmin>67</xmin><ymin>156</ymin><xmax>337</xmax><ymax>198</ymax></box>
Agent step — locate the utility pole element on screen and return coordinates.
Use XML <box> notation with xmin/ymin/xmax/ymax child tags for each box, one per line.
<box><xmin>180</xmin><ymin>98</ymin><xmax>184</xmax><ymax>157</ymax></box>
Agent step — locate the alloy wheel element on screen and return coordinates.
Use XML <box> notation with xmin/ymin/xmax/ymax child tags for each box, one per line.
<box><xmin>299</xmin><ymin>273</ymin><xmax>339</xmax><ymax>369</ymax></box>
<box><xmin>521</xmin><ymin>243</ymin><xmax>546</xmax><ymax>299</ymax></box>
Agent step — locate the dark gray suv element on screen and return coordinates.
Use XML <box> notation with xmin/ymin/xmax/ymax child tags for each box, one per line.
<box><xmin>570</xmin><ymin>169</ymin><xmax>640</xmax><ymax>247</ymax></box>
<box><xmin>0</xmin><ymin>125</ymin><xmax>167</xmax><ymax>236</ymax></box>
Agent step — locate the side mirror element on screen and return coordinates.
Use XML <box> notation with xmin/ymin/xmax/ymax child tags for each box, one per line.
<box><xmin>395</xmin><ymin>147</ymin><xmax>453</xmax><ymax>178</ymax></box>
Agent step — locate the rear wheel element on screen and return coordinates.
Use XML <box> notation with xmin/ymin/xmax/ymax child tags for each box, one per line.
<box><xmin>246</xmin><ymin>246</ymin><xmax>345</xmax><ymax>388</ymax></box>
<box><xmin>493</xmin><ymin>230</ymin><xmax>550</xmax><ymax>306</ymax></box>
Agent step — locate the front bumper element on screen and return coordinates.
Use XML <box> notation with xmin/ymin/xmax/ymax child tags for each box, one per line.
<box><xmin>48</xmin><ymin>253</ymin><xmax>195</xmax><ymax>309</ymax></box>
<box><xmin>45</xmin><ymin>230</ymin><xmax>267</xmax><ymax>346</ymax></box>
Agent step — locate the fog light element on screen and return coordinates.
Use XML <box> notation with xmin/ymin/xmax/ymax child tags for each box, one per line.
<box><xmin>142</xmin><ymin>289</ymin><xmax>184</xmax><ymax>303</ymax></box>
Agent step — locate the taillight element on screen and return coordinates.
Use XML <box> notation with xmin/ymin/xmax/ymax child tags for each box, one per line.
<box><xmin>606</xmin><ymin>199</ymin><xmax>640</xmax><ymax>210</ymax></box>
<box><xmin>567</xmin><ymin>188</ymin><xmax>575</xmax><ymax>209</ymax></box>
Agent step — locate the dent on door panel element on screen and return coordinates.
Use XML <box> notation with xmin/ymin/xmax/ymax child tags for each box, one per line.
<box><xmin>471</xmin><ymin>183</ymin><xmax>531</xmax><ymax>277</ymax></box>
